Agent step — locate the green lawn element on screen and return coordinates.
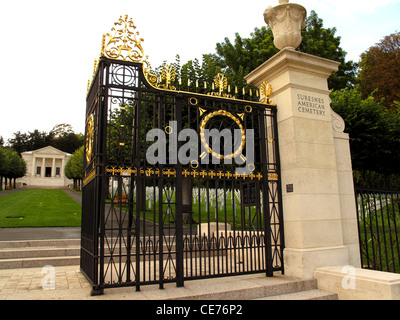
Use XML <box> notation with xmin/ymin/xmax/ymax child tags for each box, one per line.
<box><xmin>358</xmin><ymin>196</ymin><xmax>400</xmax><ymax>273</ymax></box>
<box><xmin>0</xmin><ymin>189</ymin><xmax>82</xmax><ymax>228</ymax></box>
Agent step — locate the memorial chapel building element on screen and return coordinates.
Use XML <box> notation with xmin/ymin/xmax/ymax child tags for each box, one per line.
<box><xmin>18</xmin><ymin>146</ymin><xmax>73</xmax><ymax>188</ymax></box>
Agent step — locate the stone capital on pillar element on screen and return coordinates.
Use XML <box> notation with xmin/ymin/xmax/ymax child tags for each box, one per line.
<box><xmin>245</xmin><ymin>47</ymin><xmax>360</xmax><ymax>278</ymax></box>
<box><xmin>246</xmin><ymin>48</ymin><xmax>340</xmax><ymax>124</ymax></box>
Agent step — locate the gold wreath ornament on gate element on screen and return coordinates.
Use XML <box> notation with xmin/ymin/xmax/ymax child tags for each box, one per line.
<box><xmin>85</xmin><ymin>114</ymin><xmax>94</xmax><ymax>162</ymax></box>
<box><xmin>199</xmin><ymin>110</ymin><xmax>246</xmax><ymax>160</ymax></box>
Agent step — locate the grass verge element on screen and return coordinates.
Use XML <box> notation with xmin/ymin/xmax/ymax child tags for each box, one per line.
<box><xmin>0</xmin><ymin>189</ymin><xmax>81</xmax><ymax>228</ymax></box>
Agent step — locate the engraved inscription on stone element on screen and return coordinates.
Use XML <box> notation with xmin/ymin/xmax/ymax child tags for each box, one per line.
<box><xmin>297</xmin><ymin>93</ymin><xmax>326</xmax><ymax>117</ymax></box>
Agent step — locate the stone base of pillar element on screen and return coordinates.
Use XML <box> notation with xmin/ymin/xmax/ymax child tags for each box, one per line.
<box><xmin>284</xmin><ymin>246</ymin><xmax>349</xmax><ymax>279</ymax></box>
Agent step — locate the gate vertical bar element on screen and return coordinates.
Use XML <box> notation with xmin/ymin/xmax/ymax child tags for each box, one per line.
<box><xmin>134</xmin><ymin>81</ymin><xmax>143</xmax><ymax>292</ymax></box>
<box><xmin>354</xmin><ymin>189</ymin><xmax>364</xmax><ymax>269</ymax></box>
<box><xmin>98</xmin><ymin>58</ymin><xmax>108</xmax><ymax>293</ymax></box>
<box><xmin>158</xmin><ymin>170</ymin><xmax>164</xmax><ymax>289</ymax></box>
<box><xmin>259</xmin><ymin>106</ymin><xmax>273</xmax><ymax>277</ymax></box>
<box><xmin>272</xmin><ymin>106</ymin><xmax>285</xmax><ymax>273</ymax></box>
<box><xmin>157</xmin><ymin>94</ymin><xmax>165</xmax><ymax>290</ymax></box>
<box><xmin>175</xmin><ymin>94</ymin><xmax>184</xmax><ymax>287</ymax></box>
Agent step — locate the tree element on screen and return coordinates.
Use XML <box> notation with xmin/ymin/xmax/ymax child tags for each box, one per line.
<box><xmin>8</xmin><ymin>124</ymin><xmax>84</xmax><ymax>155</ymax></box>
<box><xmin>7</xmin><ymin>131</ymin><xmax>30</xmax><ymax>154</ymax></box>
<box><xmin>152</xmin><ymin>11</ymin><xmax>356</xmax><ymax>95</ymax></box>
<box><xmin>154</xmin><ymin>54</ymin><xmax>224</xmax><ymax>93</ymax></box>
<box><xmin>0</xmin><ymin>147</ymin><xmax>5</xmax><ymax>190</ymax></box>
<box><xmin>215</xmin><ymin>26</ymin><xmax>278</xmax><ymax>85</ymax></box>
<box><xmin>50</xmin><ymin>123</ymin><xmax>84</xmax><ymax>154</ymax></box>
<box><xmin>358</xmin><ymin>31</ymin><xmax>400</xmax><ymax>108</ymax></box>
<box><xmin>50</xmin><ymin>124</ymin><xmax>74</xmax><ymax>137</ymax></box>
<box><xmin>8</xmin><ymin>130</ymin><xmax>54</xmax><ymax>154</ymax></box>
<box><xmin>1</xmin><ymin>148</ymin><xmax>27</xmax><ymax>189</ymax></box>
<box><xmin>211</xmin><ymin>10</ymin><xmax>356</xmax><ymax>91</ymax></box>
<box><xmin>330</xmin><ymin>86</ymin><xmax>400</xmax><ymax>176</ymax></box>
<box><xmin>299</xmin><ymin>11</ymin><xmax>357</xmax><ymax>90</ymax></box>
<box><xmin>64</xmin><ymin>146</ymin><xmax>84</xmax><ymax>190</ymax></box>
<box><xmin>51</xmin><ymin>132</ymin><xmax>84</xmax><ymax>154</ymax></box>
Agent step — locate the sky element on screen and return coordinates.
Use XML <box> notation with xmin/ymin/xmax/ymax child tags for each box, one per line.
<box><xmin>0</xmin><ymin>0</ymin><xmax>399</xmax><ymax>144</ymax></box>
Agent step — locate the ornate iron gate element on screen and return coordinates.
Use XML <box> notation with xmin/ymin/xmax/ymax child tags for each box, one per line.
<box><xmin>80</xmin><ymin>16</ymin><xmax>284</xmax><ymax>295</ymax></box>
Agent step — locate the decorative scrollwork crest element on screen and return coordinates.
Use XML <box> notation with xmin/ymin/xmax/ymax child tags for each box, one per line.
<box><xmin>143</xmin><ymin>62</ymin><xmax>159</xmax><ymax>88</ymax></box>
<box><xmin>97</xmin><ymin>15</ymin><xmax>159</xmax><ymax>88</ymax></box>
<box><xmin>102</xmin><ymin>15</ymin><xmax>146</xmax><ymax>63</ymax></box>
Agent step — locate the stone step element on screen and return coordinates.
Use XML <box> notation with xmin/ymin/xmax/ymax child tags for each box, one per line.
<box><xmin>0</xmin><ymin>256</ymin><xmax>81</xmax><ymax>269</ymax></box>
<box><xmin>0</xmin><ymin>239</ymin><xmax>81</xmax><ymax>270</ymax></box>
<box><xmin>0</xmin><ymin>238</ymin><xmax>205</xmax><ymax>270</ymax></box>
<box><xmin>132</xmin><ymin>274</ymin><xmax>337</xmax><ymax>300</ymax></box>
<box><xmin>0</xmin><ymin>239</ymin><xmax>80</xmax><ymax>249</ymax></box>
<box><xmin>0</xmin><ymin>247</ymin><xmax>80</xmax><ymax>260</ymax></box>
<box><xmin>255</xmin><ymin>288</ymin><xmax>338</xmax><ymax>300</ymax></box>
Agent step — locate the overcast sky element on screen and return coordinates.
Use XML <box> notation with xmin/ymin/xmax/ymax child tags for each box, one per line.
<box><xmin>1</xmin><ymin>0</ymin><xmax>399</xmax><ymax>144</ymax></box>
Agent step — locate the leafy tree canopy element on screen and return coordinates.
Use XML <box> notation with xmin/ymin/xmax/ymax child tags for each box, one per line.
<box><xmin>152</xmin><ymin>11</ymin><xmax>356</xmax><ymax>93</ymax></box>
<box><xmin>8</xmin><ymin>124</ymin><xmax>84</xmax><ymax>155</ymax></box>
<box><xmin>299</xmin><ymin>11</ymin><xmax>357</xmax><ymax>90</ymax></box>
<box><xmin>0</xmin><ymin>147</ymin><xmax>27</xmax><ymax>180</ymax></box>
<box><xmin>330</xmin><ymin>85</ymin><xmax>400</xmax><ymax>175</ymax></box>
<box><xmin>0</xmin><ymin>147</ymin><xmax>6</xmax><ymax>177</ymax></box>
<box><xmin>357</xmin><ymin>31</ymin><xmax>400</xmax><ymax>109</ymax></box>
<box><xmin>50</xmin><ymin>124</ymin><xmax>75</xmax><ymax>137</ymax></box>
<box><xmin>64</xmin><ymin>146</ymin><xmax>84</xmax><ymax>181</ymax></box>
<box><xmin>211</xmin><ymin>10</ymin><xmax>357</xmax><ymax>91</ymax></box>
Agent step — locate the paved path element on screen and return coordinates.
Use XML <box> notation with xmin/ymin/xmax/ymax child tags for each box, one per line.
<box><xmin>0</xmin><ymin>227</ymin><xmax>81</xmax><ymax>241</ymax></box>
<box><xmin>0</xmin><ymin>189</ymin><xmax>27</xmax><ymax>197</ymax></box>
<box><xmin>0</xmin><ymin>266</ymin><xmax>237</xmax><ymax>300</ymax></box>
<box><xmin>62</xmin><ymin>189</ymin><xmax>82</xmax><ymax>205</ymax></box>
<box><xmin>0</xmin><ymin>268</ymin><xmax>301</xmax><ymax>301</ymax></box>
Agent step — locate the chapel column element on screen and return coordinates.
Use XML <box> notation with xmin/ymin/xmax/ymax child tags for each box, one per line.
<box><xmin>41</xmin><ymin>157</ymin><xmax>46</xmax><ymax>177</ymax></box>
<box><xmin>61</xmin><ymin>158</ymin><xmax>65</xmax><ymax>177</ymax></box>
<box><xmin>52</xmin><ymin>158</ymin><xmax>56</xmax><ymax>177</ymax></box>
<box><xmin>32</xmin><ymin>156</ymin><xmax>36</xmax><ymax>177</ymax></box>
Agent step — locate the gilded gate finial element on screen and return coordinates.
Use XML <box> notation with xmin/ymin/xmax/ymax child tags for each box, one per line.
<box><xmin>96</xmin><ymin>15</ymin><xmax>159</xmax><ymax>88</ymax></box>
<box><xmin>207</xmin><ymin>73</ymin><xmax>235</xmax><ymax>98</ymax></box>
<box><xmin>160</xmin><ymin>64</ymin><xmax>176</xmax><ymax>90</ymax></box>
<box><xmin>103</xmin><ymin>14</ymin><xmax>146</xmax><ymax>63</ymax></box>
<box><xmin>214</xmin><ymin>73</ymin><xmax>228</xmax><ymax>96</ymax></box>
<box><xmin>260</xmin><ymin>81</ymin><xmax>273</xmax><ymax>104</ymax></box>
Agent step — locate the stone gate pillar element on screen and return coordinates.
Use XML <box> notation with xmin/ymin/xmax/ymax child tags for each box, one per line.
<box><xmin>245</xmin><ymin>0</ymin><xmax>360</xmax><ymax>279</ymax></box>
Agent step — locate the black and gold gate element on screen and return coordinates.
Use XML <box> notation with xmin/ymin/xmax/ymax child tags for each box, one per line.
<box><xmin>80</xmin><ymin>16</ymin><xmax>284</xmax><ymax>295</ymax></box>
